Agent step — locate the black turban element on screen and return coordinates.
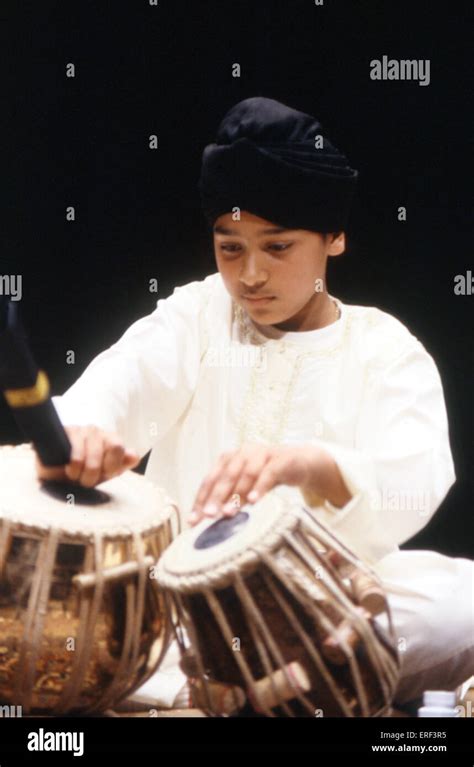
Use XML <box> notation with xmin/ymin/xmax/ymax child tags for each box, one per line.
<box><xmin>198</xmin><ymin>97</ymin><xmax>358</xmax><ymax>233</ymax></box>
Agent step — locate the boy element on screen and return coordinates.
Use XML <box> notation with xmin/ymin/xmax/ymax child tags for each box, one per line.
<box><xmin>42</xmin><ymin>97</ymin><xmax>473</xmax><ymax>709</ymax></box>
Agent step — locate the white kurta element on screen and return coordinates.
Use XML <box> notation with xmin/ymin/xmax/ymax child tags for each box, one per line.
<box><xmin>53</xmin><ymin>272</ymin><xmax>474</xmax><ymax>705</ymax></box>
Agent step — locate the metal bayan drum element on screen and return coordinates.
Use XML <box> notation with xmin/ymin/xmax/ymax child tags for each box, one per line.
<box><xmin>0</xmin><ymin>445</ymin><xmax>178</xmax><ymax>714</ymax></box>
<box><xmin>156</xmin><ymin>492</ymin><xmax>401</xmax><ymax>717</ymax></box>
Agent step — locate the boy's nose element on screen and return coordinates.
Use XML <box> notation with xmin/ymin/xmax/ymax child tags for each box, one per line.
<box><xmin>239</xmin><ymin>258</ymin><xmax>269</xmax><ymax>288</ymax></box>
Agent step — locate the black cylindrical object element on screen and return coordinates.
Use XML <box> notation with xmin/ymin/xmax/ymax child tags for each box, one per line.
<box><xmin>0</xmin><ymin>298</ymin><xmax>71</xmax><ymax>466</ymax></box>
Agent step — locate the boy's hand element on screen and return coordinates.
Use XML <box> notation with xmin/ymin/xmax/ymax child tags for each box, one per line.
<box><xmin>35</xmin><ymin>425</ymin><xmax>140</xmax><ymax>487</ymax></box>
<box><xmin>188</xmin><ymin>443</ymin><xmax>321</xmax><ymax>526</ymax></box>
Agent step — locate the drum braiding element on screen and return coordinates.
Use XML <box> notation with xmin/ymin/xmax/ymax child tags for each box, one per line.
<box><xmin>155</xmin><ymin>492</ymin><xmax>402</xmax><ymax>717</ymax></box>
<box><xmin>0</xmin><ymin>445</ymin><xmax>177</xmax><ymax>714</ymax></box>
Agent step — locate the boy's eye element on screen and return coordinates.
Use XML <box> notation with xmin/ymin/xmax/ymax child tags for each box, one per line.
<box><xmin>219</xmin><ymin>243</ymin><xmax>242</xmax><ymax>253</ymax></box>
<box><xmin>268</xmin><ymin>242</ymin><xmax>292</xmax><ymax>252</ymax></box>
<box><xmin>219</xmin><ymin>242</ymin><xmax>292</xmax><ymax>254</ymax></box>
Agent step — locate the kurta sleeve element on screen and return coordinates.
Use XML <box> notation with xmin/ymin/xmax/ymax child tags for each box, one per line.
<box><xmin>52</xmin><ymin>279</ymin><xmax>210</xmax><ymax>458</ymax></box>
<box><xmin>301</xmin><ymin>339</ymin><xmax>456</xmax><ymax>564</ymax></box>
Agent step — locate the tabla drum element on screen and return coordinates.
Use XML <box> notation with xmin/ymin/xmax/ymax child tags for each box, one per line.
<box><xmin>0</xmin><ymin>444</ymin><xmax>179</xmax><ymax>714</ymax></box>
<box><xmin>155</xmin><ymin>491</ymin><xmax>401</xmax><ymax>717</ymax></box>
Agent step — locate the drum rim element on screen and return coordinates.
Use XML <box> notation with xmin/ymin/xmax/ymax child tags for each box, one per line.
<box><xmin>155</xmin><ymin>491</ymin><xmax>306</xmax><ymax>591</ymax></box>
<box><xmin>0</xmin><ymin>444</ymin><xmax>178</xmax><ymax>537</ymax></box>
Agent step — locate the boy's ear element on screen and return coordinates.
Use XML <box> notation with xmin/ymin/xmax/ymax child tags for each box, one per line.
<box><xmin>327</xmin><ymin>231</ymin><xmax>346</xmax><ymax>257</ymax></box>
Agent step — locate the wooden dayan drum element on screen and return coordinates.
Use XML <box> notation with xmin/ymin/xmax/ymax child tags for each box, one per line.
<box><xmin>156</xmin><ymin>492</ymin><xmax>401</xmax><ymax>717</ymax></box>
<box><xmin>0</xmin><ymin>444</ymin><xmax>178</xmax><ymax>714</ymax></box>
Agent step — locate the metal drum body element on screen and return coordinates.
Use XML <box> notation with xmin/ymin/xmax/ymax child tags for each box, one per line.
<box><xmin>0</xmin><ymin>445</ymin><xmax>178</xmax><ymax>714</ymax></box>
<box><xmin>156</xmin><ymin>493</ymin><xmax>401</xmax><ymax>717</ymax></box>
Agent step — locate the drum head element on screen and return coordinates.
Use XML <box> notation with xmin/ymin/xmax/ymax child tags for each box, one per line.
<box><xmin>0</xmin><ymin>444</ymin><xmax>175</xmax><ymax>539</ymax></box>
<box><xmin>156</xmin><ymin>489</ymin><xmax>303</xmax><ymax>590</ymax></box>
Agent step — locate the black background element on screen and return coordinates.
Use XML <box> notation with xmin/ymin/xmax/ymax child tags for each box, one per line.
<box><xmin>2</xmin><ymin>0</ymin><xmax>472</xmax><ymax>556</ymax></box>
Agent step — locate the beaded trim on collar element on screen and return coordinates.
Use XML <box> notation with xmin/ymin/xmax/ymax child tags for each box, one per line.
<box><xmin>233</xmin><ymin>297</ymin><xmax>345</xmax><ymax>346</ymax></box>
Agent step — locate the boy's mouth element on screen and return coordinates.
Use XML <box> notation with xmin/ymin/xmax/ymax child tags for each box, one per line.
<box><xmin>241</xmin><ymin>295</ymin><xmax>276</xmax><ymax>305</ymax></box>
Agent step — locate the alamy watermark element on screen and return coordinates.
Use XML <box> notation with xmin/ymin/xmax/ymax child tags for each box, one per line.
<box><xmin>0</xmin><ymin>704</ymin><xmax>22</xmax><ymax>717</ymax></box>
<box><xmin>0</xmin><ymin>274</ymin><xmax>22</xmax><ymax>301</ymax></box>
<box><xmin>454</xmin><ymin>270</ymin><xmax>473</xmax><ymax>295</ymax></box>
<box><xmin>369</xmin><ymin>487</ymin><xmax>431</xmax><ymax>517</ymax></box>
<box><xmin>370</xmin><ymin>56</ymin><xmax>430</xmax><ymax>87</ymax></box>
<box><xmin>27</xmin><ymin>728</ymin><xmax>84</xmax><ymax>757</ymax></box>
<box><xmin>204</xmin><ymin>343</ymin><xmax>267</xmax><ymax>371</ymax></box>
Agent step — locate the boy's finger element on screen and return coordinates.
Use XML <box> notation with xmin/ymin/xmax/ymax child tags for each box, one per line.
<box><xmin>250</xmin><ymin>456</ymin><xmax>289</xmax><ymax>500</ymax></box>
<box><xmin>200</xmin><ymin>457</ymin><xmax>244</xmax><ymax>517</ymax></box>
<box><xmin>102</xmin><ymin>448</ymin><xmax>140</xmax><ymax>480</ymax></box>
<box><xmin>224</xmin><ymin>451</ymin><xmax>272</xmax><ymax>513</ymax></box>
<box><xmin>64</xmin><ymin>428</ymin><xmax>87</xmax><ymax>481</ymax></box>
<box><xmin>102</xmin><ymin>442</ymin><xmax>126</xmax><ymax>479</ymax></box>
<box><xmin>123</xmin><ymin>450</ymin><xmax>140</xmax><ymax>468</ymax></box>
<box><xmin>36</xmin><ymin>459</ymin><xmax>68</xmax><ymax>482</ymax></box>
<box><xmin>191</xmin><ymin>452</ymin><xmax>234</xmax><ymax>517</ymax></box>
<box><xmin>79</xmin><ymin>431</ymin><xmax>106</xmax><ymax>487</ymax></box>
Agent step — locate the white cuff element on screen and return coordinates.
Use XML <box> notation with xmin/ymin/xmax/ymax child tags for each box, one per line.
<box><xmin>299</xmin><ymin>439</ymin><xmax>396</xmax><ymax>565</ymax></box>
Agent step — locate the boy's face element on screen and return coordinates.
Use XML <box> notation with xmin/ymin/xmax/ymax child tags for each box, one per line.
<box><xmin>213</xmin><ymin>211</ymin><xmax>345</xmax><ymax>331</ymax></box>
